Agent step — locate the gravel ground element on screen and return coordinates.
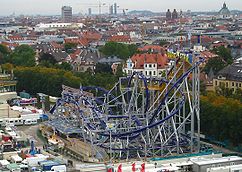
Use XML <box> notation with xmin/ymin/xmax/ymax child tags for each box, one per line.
<box><xmin>17</xmin><ymin>124</ymin><xmax>44</xmax><ymax>147</ymax></box>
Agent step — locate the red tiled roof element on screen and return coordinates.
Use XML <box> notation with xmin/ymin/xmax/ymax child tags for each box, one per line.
<box><xmin>70</xmin><ymin>49</ymin><xmax>81</xmax><ymax>60</ymax></box>
<box><xmin>64</xmin><ymin>38</ymin><xmax>89</xmax><ymax>46</ymax></box>
<box><xmin>138</xmin><ymin>45</ymin><xmax>166</xmax><ymax>53</ymax></box>
<box><xmin>8</xmin><ymin>35</ymin><xmax>24</xmax><ymax>41</ymax></box>
<box><xmin>210</xmin><ymin>42</ymin><xmax>228</xmax><ymax>48</ymax></box>
<box><xmin>50</xmin><ymin>42</ymin><xmax>64</xmax><ymax>49</ymax></box>
<box><xmin>216</xmin><ymin>25</ymin><xmax>227</xmax><ymax>31</ymax></box>
<box><xmin>1</xmin><ymin>42</ymin><xmax>19</xmax><ymax>48</ymax></box>
<box><xmin>108</xmin><ymin>35</ymin><xmax>131</xmax><ymax>43</ymax></box>
<box><xmin>200</xmin><ymin>51</ymin><xmax>218</xmax><ymax>60</ymax></box>
<box><xmin>82</xmin><ymin>31</ymin><xmax>102</xmax><ymax>42</ymax></box>
<box><xmin>131</xmin><ymin>53</ymin><xmax>168</xmax><ymax>69</ymax></box>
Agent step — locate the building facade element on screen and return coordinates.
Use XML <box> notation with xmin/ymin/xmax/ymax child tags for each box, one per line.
<box><xmin>61</xmin><ymin>6</ymin><xmax>72</xmax><ymax>23</ymax></box>
<box><xmin>123</xmin><ymin>53</ymin><xmax>168</xmax><ymax>78</ymax></box>
<box><xmin>213</xmin><ymin>61</ymin><xmax>242</xmax><ymax>92</ymax></box>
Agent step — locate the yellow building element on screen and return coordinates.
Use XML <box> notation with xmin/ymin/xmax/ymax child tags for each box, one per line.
<box><xmin>0</xmin><ymin>73</ymin><xmax>17</xmax><ymax>93</ymax></box>
<box><xmin>213</xmin><ymin>62</ymin><xmax>242</xmax><ymax>92</ymax></box>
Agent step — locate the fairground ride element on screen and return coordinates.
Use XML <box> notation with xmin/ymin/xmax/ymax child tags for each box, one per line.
<box><xmin>47</xmin><ymin>52</ymin><xmax>203</xmax><ymax>162</ymax></box>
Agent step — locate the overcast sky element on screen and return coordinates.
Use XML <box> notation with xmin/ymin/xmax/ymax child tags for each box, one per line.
<box><xmin>0</xmin><ymin>0</ymin><xmax>242</xmax><ymax>16</ymax></box>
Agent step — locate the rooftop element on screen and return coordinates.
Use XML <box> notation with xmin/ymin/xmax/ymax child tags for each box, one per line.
<box><xmin>216</xmin><ymin>62</ymin><xmax>242</xmax><ymax>82</ymax></box>
<box><xmin>191</xmin><ymin>156</ymin><xmax>242</xmax><ymax>166</ymax></box>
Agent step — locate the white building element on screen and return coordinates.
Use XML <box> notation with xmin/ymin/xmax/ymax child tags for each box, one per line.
<box><xmin>34</xmin><ymin>23</ymin><xmax>84</xmax><ymax>32</ymax></box>
<box><xmin>123</xmin><ymin>53</ymin><xmax>168</xmax><ymax>78</ymax></box>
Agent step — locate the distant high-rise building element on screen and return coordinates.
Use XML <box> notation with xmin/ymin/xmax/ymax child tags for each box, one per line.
<box><xmin>61</xmin><ymin>6</ymin><xmax>72</xmax><ymax>22</ymax></box>
<box><xmin>172</xmin><ymin>9</ymin><xmax>178</xmax><ymax>19</ymax></box>
<box><xmin>110</xmin><ymin>5</ymin><xmax>114</xmax><ymax>15</ymax></box>
<box><xmin>114</xmin><ymin>3</ymin><xmax>117</xmax><ymax>15</ymax></box>
<box><xmin>88</xmin><ymin>8</ymin><xmax>92</xmax><ymax>16</ymax></box>
<box><xmin>166</xmin><ymin>9</ymin><xmax>172</xmax><ymax>20</ymax></box>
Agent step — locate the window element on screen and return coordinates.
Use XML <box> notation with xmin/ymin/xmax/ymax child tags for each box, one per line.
<box><xmin>232</xmin><ymin>82</ymin><xmax>234</xmax><ymax>86</ymax></box>
<box><xmin>239</xmin><ymin>83</ymin><xmax>241</xmax><ymax>87</ymax></box>
<box><xmin>149</xmin><ymin>64</ymin><xmax>152</xmax><ymax>68</ymax></box>
<box><xmin>215</xmin><ymin>81</ymin><xmax>218</xmax><ymax>86</ymax></box>
<box><xmin>153</xmin><ymin>71</ymin><xmax>156</xmax><ymax>75</ymax></box>
<box><xmin>149</xmin><ymin>71</ymin><xmax>152</xmax><ymax>76</ymax></box>
<box><xmin>236</xmin><ymin>83</ymin><xmax>238</xmax><ymax>87</ymax></box>
<box><xmin>226</xmin><ymin>82</ymin><xmax>228</xmax><ymax>87</ymax></box>
<box><xmin>153</xmin><ymin>64</ymin><xmax>155</xmax><ymax>68</ymax></box>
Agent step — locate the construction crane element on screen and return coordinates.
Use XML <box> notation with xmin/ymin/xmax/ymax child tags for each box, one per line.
<box><xmin>115</xmin><ymin>4</ymin><xmax>128</xmax><ymax>16</ymax></box>
<box><xmin>120</xmin><ymin>8</ymin><xmax>128</xmax><ymax>16</ymax></box>
<box><xmin>78</xmin><ymin>1</ymin><xmax>107</xmax><ymax>15</ymax></box>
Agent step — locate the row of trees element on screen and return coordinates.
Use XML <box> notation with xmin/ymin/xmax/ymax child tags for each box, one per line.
<box><xmin>200</xmin><ymin>92</ymin><xmax>242</xmax><ymax>146</ymax></box>
<box><xmin>14</xmin><ymin>66</ymin><xmax>121</xmax><ymax>97</ymax></box>
<box><xmin>0</xmin><ymin>44</ymin><xmax>36</xmax><ymax>67</ymax></box>
<box><xmin>0</xmin><ymin>44</ymin><xmax>72</xmax><ymax>71</ymax></box>
<box><xmin>215</xmin><ymin>85</ymin><xmax>242</xmax><ymax>102</ymax></box>
<box><xmin>202</xmin><ymin>46</ymin><xmax>242</xmax><ymax>147</ymax></box>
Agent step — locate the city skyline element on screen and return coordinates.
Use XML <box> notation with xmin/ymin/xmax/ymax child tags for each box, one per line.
<box><xmin>0</xmin><ymin>0</ymin><xmax>242</xmax><ymax>16</ymax></box>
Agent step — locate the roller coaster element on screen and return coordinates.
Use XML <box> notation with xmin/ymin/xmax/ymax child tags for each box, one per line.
<box><xmin>47</xmin><ymin>52</ymin><xmax>203</xmax><ymax>162</ymax></box>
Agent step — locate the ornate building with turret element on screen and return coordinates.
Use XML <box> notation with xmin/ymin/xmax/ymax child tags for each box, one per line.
<box><xmin>166</xmin><ymin>9</ymin><xmax>172</xmax><ymax>20</ymax></box>
<box><xmin>172</xmin><ymin>9</ymin><xmax>178</xmax><ymax>19</ymax></box>
<box><xmin>218</xmin><ymin>2</ymin><xmax>231</xmax><ymax>19</ymax></box>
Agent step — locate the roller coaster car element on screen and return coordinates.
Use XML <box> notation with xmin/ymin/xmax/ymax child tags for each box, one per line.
<box><xmin>147</xmin><ymin>84</ymin><xmax>166</xmax><ymax>91</ymax></box>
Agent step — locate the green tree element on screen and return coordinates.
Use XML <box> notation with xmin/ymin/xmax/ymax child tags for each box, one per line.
<box><xmin>215</xmin><ymin>85</ymin><xmax>242</xmax><ymax>102</ymax></box>
<box><xmin>1</xmin><ymin>63</ymin><xmax>14</xmax><ymax>73</ymax></box>
<box><xmin>0</xmin><ymin>44</ymin><xmax>10</xmax><ymax>64</ymax></box>
<box><xmin>55</xmin><ymin>62</ymin><xmax>72</xmax><ymax>71</ymax></box>
<box><xmin>200</xmin><ymin>92</ymin><xmax>242</xmax><ymax>146</ymax></box>
<box><xmin>11</xmin><ymin>45</ymin><xmax>36</xmax><ymax>67</ymax></box>
<box><xmin>127</xmin><ymin>44</ymin><xmax>138</xmax><ymax>57</ymax></box>
<box><xmin>64</xmin><ymin>43</ymin><xmax>77</xmax><ymax>54</ymax></box>
<box><xmin>159</xmin><ymin>40</ymin><xmax>169</xmax><ymax>46</ymax></box>
<box><xmin>95</xmin><ymin>63</ymin><xmax>112</xmax><ymax>74</ymax></box>
<box><xmin>14</xmin><ymin>66</ymin><xmax>120</xmax><ymax>97</ymax></box>
<box><xmin>99</xmin><ymin>42</ymin><xmax>137</xmax><ymax>59</ymax></box>
<box><xmin>213</xmin><ymin>46</ymin><xmax>233</xmax><ymax>64</ymax></box>
<box><xmin>203</xmin><ymin>57</ymin><xmax>226</xmax><ymax>74</ymax></box>
<box><xmin>39</xmin><ymin>53</ymin><xmax>57</xmax><ymax>65</ymax></box>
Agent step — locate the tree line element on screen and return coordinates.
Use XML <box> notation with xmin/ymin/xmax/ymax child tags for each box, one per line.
<box><xmin>14</xmin><ymin>66</ymin><xmax>121</xmax><ymax>97</ymax></box>
<box><xmin>200</xmin><ymin>92</ymin><xmax>242</xmax><ymax>147</ymax></box>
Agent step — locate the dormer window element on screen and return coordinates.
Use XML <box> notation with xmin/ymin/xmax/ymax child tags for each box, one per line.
<box><xmin>218</xmin><ymin>75</ymin><xmax>223</xmax><ymax>79</ymax></box>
